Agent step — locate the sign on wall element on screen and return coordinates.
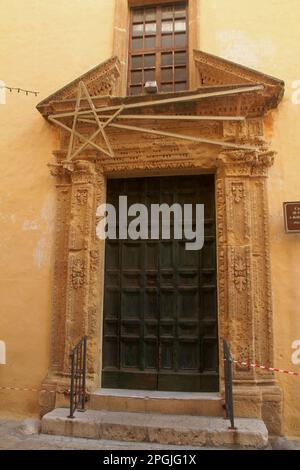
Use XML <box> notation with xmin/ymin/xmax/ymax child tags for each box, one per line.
<box><xmin>283</xmin><ymin>202</ymin><xmax>300</xmax><ymax>233</ymax></box>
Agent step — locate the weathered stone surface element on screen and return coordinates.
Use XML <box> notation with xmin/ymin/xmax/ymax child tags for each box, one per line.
<box><xmin>0</xmin><ymin>418</ymin><xmax>253</xmax><ymax>450</ymax></box>
<box><xmin>18</xmin><ymin>418</ymin><xmax>41</xmax><ymax>436</ymax></box>
<box><xmin>41</xmin><ymin>408</ymin><xmax>269</xmax><ymax>449</ymax></box>
<box><xmin>89</xmin><ymin>389</ymin><xmax>224</xmax><ymax>417</ymax></box>
<box><xmin>269</xmin><ymin>437</ymin><xmax>300</xmax><ymax>450</ymax></box>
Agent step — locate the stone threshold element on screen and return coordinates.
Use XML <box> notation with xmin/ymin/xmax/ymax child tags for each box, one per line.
<box><xmin>93</xmin><ymin>388</ymin><xmax>221</xmax><ymax>400</ymax></box>
<box><xmin>88</xmin><ymin>389</ymin><xmax>224</xmax><ymax>416</ymax></box>
<box><xmin>42</xmin><ymin>408</ymin><xmax>269</xmax><ymax>449</ymax></box>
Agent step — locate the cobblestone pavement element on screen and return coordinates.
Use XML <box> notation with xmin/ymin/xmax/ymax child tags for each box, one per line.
<box><xmin>0</xmin><ymin>419</ymin><xmax>299</xmax><ymax>450</ymax></box>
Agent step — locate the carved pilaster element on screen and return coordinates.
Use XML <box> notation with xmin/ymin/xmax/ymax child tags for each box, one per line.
<box><xmin>216</xmin><ymin>148</ymin><xmax>281</xmax><ymax>431</ymax></box>
<box><xmin>63</xmin><ymin>160</ymin><xmax>98</xmax><ymax>378</ymax></box>
<box><xmin>44</xmin><ymin>158</ymin><xmax>106</xmax><ymax>396</ymax></box>
<box><xmin>250</xmin><ymin>177</ymin><xmax>274</xmax><ymax>378</ymax></box>
<box><xmin>48</xmin><ymin>163</ymin><xmax>72</xmax><ymax>373</ymax></box>
<box><xmin>217</xmin><ymin>149</ymin><xmax>276</xmax><ymax>380</ymax></box>
<box><xmin>217</xmin><ymin>152</ymin><xmax>255</xmax><ymax>382</ymax></box>
<box><xmin>87</xmin><ymin>166</ymin><xmax>106</xmax><ymax>381</ymax></box>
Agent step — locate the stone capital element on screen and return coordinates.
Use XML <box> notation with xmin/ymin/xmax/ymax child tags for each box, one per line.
<box><xmin>72</xmin><ymin>159</ymin><xmax>97</xmax><ymax>185</ymax></box>
<box><xmin>48</xmin><ymin>163</ymin><xmax>70</xmax><ymax>178</ymax></box>
<box><xmin>217</xmin><ymin>148</ymin><xmax>276</xmax><ymax>177</ymax></box>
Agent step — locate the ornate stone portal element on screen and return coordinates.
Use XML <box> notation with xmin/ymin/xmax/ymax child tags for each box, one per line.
<box><xmin>37</xmin><ymin>51</ymin><xmax>284</xmax><ymax>434</ymax></box>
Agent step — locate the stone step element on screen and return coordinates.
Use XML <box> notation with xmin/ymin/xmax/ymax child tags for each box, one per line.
<box><xmin>41</xmin><ymin>408</ymin><xmax>268</xmax><ymax>449</ymax></box>
<box><xmin>88</xmin><ymin>389</ymin><xmax>224</xmax><ymax>417</ymax></box>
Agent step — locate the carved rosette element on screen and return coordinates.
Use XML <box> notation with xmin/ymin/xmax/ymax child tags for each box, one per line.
<box><xmin>233</xmin><ymin>254</ymin><xmax>247</xmax><ymax>292</ymax></box>
<box><xmin>76</xmin><ymin>189</ymin><xmax>88</xmax><ymax>205</ymax></box>
<box><xmin>71</xmin><ymin>258</ymin><xmax>85</xmax><ymax>289</ymax></box>
<box><xmin>231</xmin><ymin>182</ymin><xmax>245</xmax><ymax>203</ymax></box>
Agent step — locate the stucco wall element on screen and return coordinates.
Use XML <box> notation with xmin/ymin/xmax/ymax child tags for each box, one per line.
<box><xmin>198</xmin><ymin>0</ymin><xmax>300</xmax><ymax>438</ymax></box>
<box><xmin>0</xmin><ymin>0</ymin><xmax>299</xmax><ymax>437</ymax></box>
<box><xmin>0</xmin><ymin>0</ymin><xmax>115</xmax><ymax>417</ymax></box>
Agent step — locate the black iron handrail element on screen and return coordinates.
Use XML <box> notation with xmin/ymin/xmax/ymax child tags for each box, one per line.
<box><xmin>68</xmin><ymin>336</ymin><xmax>87</xmax><ymax>419</ymax></box>
<box><xmin>223</xmin><ymin>339</ymin><xmax>235</xmax><ymax>429</ymax></box>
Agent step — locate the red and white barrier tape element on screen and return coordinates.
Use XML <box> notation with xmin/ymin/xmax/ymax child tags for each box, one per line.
<box><xmin>0</xmin><ymin>386</ymin><xmax>40</xmax><ymax>392</ymax></box>
<box><xmin>1</xmin><ymin>359</ymin><xmax>299</xmax><ymax>394</ymax></box>
<box><xmin>0</xmin><ymin>386</ymin><xmax>71</xmax><ymax>393</ymax></box>
<box><xmin>231</xmin><ymin>358</ymin><xmax>300</xmax><ymax>377</ymax></box>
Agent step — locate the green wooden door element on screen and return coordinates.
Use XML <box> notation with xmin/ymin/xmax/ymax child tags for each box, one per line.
<box><xmin>102</xmin><ymin>175</ymin><xmax>218</xmax><ymax>392</ymax></box>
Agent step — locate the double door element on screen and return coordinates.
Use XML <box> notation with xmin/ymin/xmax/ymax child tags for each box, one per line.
<box><xmin>102</xmin><ymin>175</ymin><xmax>218</xmax><ymax>392</ymax></box>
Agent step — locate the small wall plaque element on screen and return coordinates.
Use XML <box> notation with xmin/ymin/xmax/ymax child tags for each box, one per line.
<box><xmin>283</xmin><ymin>202</ymin><xmax>300</xmax><ymax>233</ymax></box>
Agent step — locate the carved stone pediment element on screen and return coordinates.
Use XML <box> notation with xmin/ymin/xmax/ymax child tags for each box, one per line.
<box><xmin>194</xmin><ymin>49</ymin><xmax>284</xmax><ymax>107</ymax></box>
<box><xmin>37</xmin><ymin>56</ymin><xmax>121</xmax><ymax>116</ymax></box>
<box><xmin>36</xmin><ymin>51</ymin><xmax>284</xmax><ymax>120</ymax></box>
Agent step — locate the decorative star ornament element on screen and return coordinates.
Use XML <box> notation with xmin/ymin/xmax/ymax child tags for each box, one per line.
<box><xmin>48</xmin><ymin>81</ymin><xmax>262</xmax><ymax>164</ymax></box>
<box><xmin>48</xmin><ymin>80</ymin><xmax>123</xmax><ymax>162</ymax></box>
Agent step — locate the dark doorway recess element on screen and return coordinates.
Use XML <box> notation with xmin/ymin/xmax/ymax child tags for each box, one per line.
<box><xmin>102</xmin><ymin>174</ymin><xmax>219</xmax><ymax>392</ymax></box>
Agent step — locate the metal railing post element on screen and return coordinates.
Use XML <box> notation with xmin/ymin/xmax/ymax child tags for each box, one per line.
<box><xmin>79</xmin><ymin>336</ymin><xmax>87</xmax><ymax>412</ymax></box>
<box><xmin>223</xmin><ymin>339</ymin><xmax>236</xmax><ymax>430</ymax></box>
<box><xmin>68</xmin><ymin>351</ymin><xmax>75</xmax><ymax>419</ymax></box>
<box><xmin>67</xmin><ymin>336</ymin><xmax>87</xmax><ymax>419</ymax></box>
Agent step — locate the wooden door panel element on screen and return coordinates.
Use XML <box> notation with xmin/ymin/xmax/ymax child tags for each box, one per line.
<box><xmin>102</xmin><ymin>175</ymin><xmax>219</xmax><ymax>392</ymax></box>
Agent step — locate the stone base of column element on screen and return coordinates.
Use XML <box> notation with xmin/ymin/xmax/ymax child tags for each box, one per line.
<box><xmin>39</xmin><ymin>373</ymin><xmax>99</xmax><ymax>417</ymax></box>
<box><xmin>233</xmin><ymin>384</ymin><xmax>282</xmax><ymax>435</ymax></box>
<box><xmin>39</xmin><ymin>381</ymin><xmax>58</xmax><ymax>417</ymax></box>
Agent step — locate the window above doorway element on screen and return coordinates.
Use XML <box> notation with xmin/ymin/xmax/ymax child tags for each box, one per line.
<box><xmin>128</xmin><ymin>2</ymin><xmax>188</xmax><ymax>96</ymax></box>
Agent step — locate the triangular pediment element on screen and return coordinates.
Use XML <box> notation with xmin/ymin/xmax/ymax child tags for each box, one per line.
<box><xmin>37</xmin><ymin>56</ymin><xmax>120</xmax><ymax>114</ymax></box>
<box><xmin>194</xmin><ymin>49</ymin><xmax>284</xmax><ymax>104</ymax></box>
<box><xmin>36</xmin><ymin>51</ymin><xmax>285</xmax><ymax>165</ymax></box>
<box><xmin>37</xmin><ymin>50</ymin><xmax>284</xmax><ymax>118</ymax></box>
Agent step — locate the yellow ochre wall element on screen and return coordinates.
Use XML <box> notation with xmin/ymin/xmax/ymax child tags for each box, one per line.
<box><xmin>199</xmin><ymin>0</ymin><xmax>300</xmax><ymax>439</ymax></box>
<box><xmin>0</xmin><ymin>0</ymin><xmax>299</xmax><ymax>437</ymax></box>
<box><xmin>0</xmin><ymin>0</ymin><xmax>115</xmax><ymax>418</ymax></box>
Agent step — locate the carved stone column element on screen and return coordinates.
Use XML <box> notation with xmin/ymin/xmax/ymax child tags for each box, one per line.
<box><xmin>40</xmin><ymin>159</ymin><xmax>106</xmax><ymax>415</ymax></box>
<box><xmin>39</xmin><ymin>162</ymin><xmax>72</xmax><ymax>415</ymax></box>
<box><xmin>63</xmin><ymin>160</ymin><xmax>102</xmax><ymax>380</ymax></box>
<box><xmin>216</xmin><ymin>149</ymin><xmax>282</xmax><ymax>434</ymax></box>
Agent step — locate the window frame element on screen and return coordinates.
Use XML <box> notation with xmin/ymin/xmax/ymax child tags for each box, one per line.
<box><xmin>127</xmin><ymin>1</ymin><xmax>189</xmax><ymax>96</ymax></box>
